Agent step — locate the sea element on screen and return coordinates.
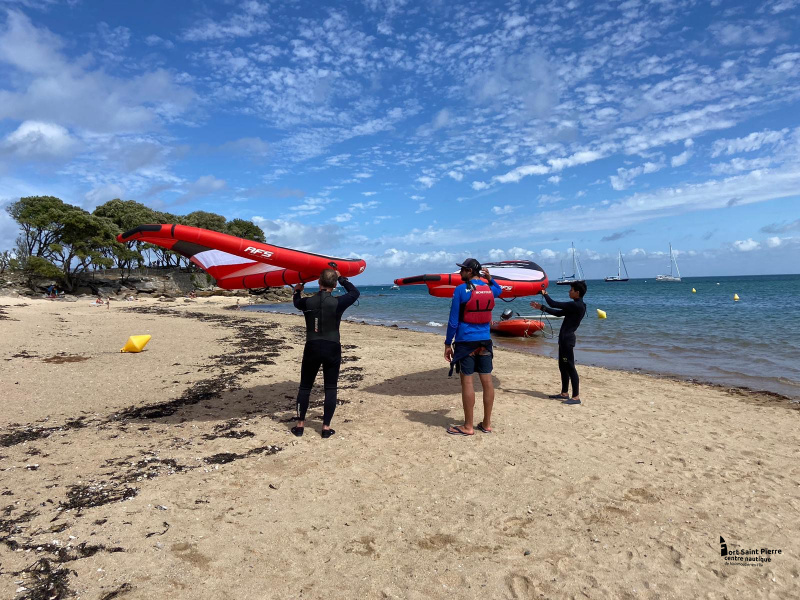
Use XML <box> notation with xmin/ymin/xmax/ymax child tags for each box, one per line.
<box><xmin>244</xmin><ymin>274</ymin><xmax>800</xmax><ymax>399</ymax></box>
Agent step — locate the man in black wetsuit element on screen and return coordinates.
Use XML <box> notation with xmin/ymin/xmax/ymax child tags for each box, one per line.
<box><xmin>530</xmin><ymin>281</ymin><xmax>587</xmax><ymax>405</ymax></box>
<box><xmin>291</xmin><ymin>268</ymin><xmax>360</xmax><ymax>438</ymax></box>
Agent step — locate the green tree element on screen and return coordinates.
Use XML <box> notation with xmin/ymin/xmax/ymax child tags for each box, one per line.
<box><xmin>6</xmin><ymin>196</ymin><xmax>69</xmax><ymax>261</ymax></box>
<box><xmin>184</xmin><ymin>210</ymin><xmax>227</xmax><ymax>232</ymax></box>
<box><xmin>225</xmin><ymin>218</ymin><xmax>265</xmax><ymax>242</ymax></box>
<box><xmin>0</xmin><ymin>250</ymin><xmax>12</xmax><ymax>274</ymax></box>
<box><xmin>93</xmin><ymin>198</ymin><xmax>158</xmax><ymax>279</ymax></box>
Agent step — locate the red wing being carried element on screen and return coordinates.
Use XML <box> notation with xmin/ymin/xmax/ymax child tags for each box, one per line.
<box><xmin>394</xmin><ymin>260</ymin><xmax>548</xmax><ymax>298</ymax></box>
<box><xmin>118</xmin><ymin>224</ymin><xmax>366</xmax><ymax>290</ymax></box>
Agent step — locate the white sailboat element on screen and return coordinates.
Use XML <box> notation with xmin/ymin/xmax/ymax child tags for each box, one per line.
<box><xmin>556</xmin><ymin>243</ymin><xmax>585</xmax><ymax>285</ymax></box>
<box><xmin>604</xmin><ymin>250</ymin><xmax>629</xmax><ymax>282</ymax></box>
<box><xmin>656</xmin><ymin>243</ymin><xmax>681</xmax><ymax>282</ymax></box>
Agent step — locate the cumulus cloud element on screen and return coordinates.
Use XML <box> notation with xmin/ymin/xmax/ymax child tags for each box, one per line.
<box><xmin>84</xmin><ymin>183</ymin><xmax>126</xmax><ymax>209</ymax></box>
<box><xmin>251</xmin><ymin>217</ymin><xmax>342</xmax><ymax>251</ymax></box>
<box><xmin>1</xmin><ymin>120</ymin><xmax>78</xmax><ymax>160</ymax></box>
<box><xmin>362</xmin><ymin>191</ymin><xmax>377</xmax><ymax>196</ymax></box>
<box><xmin>733</xmin><ymin>238</ymin><xmax>760</xmax><ymax>251</ymax></box>
<box><xmin>471</xmin><ymin>181</ymin><xmax>489</xmax><ymax>190</ymax></box>
<box><xmin>416</xmin><ymin>175</ymin><xmax>435</xmax><ymax>188</ymax></box>
<box><xmin>610</xmin><ymin>160</ymin><xmax>664</xmax><ymax>191</ymax></box>
<box><xmin>415</xmin><ymin>203</ymin><xmax>431</xmax><ymax>213</ymax></box>
<box><xmin>766</xmin><ymin>236</ymin><xmax>783</xmax><ymax>247</ymax></box>
<box><xmin>175</xmin><ymin>175</ymin><xmax>226</xmax><ymax>205</ymax></box>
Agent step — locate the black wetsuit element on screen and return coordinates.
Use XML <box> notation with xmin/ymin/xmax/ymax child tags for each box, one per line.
<box><xmin>293</xmin><ymin>277</ymin><xmax>360</xmax><ymax>425</ymax></box>
<box><xmin>541</xmin><ymin>294</ymin><xmax>586</xmax><ymax>397</ymax></box>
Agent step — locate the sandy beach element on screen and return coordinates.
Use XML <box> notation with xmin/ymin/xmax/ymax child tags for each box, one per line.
<box><xmin>1</xmin><ymin>295</ymin><xmax>798</xmax><ymax>600</ymax></box>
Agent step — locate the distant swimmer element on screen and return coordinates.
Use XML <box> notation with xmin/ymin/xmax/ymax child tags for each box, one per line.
<box><xmin>444</xmin><ymin>258</ymin><xmax>502</xmax><ymax>436</ymax></box>
<box><xmin>291</xmin><ymin>269</ymin><xmax>360</xmax><ymax>439</ymax></box>
<box><xmin>531</xmin><ymin>281</ymin><xmax>587</xmax><ymax>405</ymax></box>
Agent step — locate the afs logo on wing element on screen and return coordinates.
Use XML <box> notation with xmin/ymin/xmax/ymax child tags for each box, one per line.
<box><xmin>244</xmin><ymin>247</ymin><xmax>274</xmax><ymax>258</ymax></box>
<box><xmin>720</xmin><ymin>536</ymin><xmax>728</xmax><ymax>556</ymax></box>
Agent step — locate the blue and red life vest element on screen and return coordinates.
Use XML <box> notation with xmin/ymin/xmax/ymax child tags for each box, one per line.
<box><xmin>458</xmin><ymin>285</ymin><xmax>496</xmax><ymax>324</ymax></box>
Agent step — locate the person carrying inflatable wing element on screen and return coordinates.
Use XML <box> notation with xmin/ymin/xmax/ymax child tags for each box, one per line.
<box><xmin>444</xmin><ymin>258</ymin><xmax>502</xmax><ymax>436</ymax></box>
<box><xmin>530</xmin><ymin>281</ymin><xmax>587</xmax><ymax>405</ymax></box>
<box><xmin>292</xmin><ymin>268</ymin><xmax>360</xmax><ymax>439</ymax></box>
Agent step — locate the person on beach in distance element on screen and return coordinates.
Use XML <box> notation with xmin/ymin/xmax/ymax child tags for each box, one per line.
<box><xmin>444</xmin><ymin>258</ymin><xmax>502</xmax><ymax>436</ymax></box>
<box><xmin>530</xmin><ymin>281</ymin><xmax>587</xmax><ymax>405</ymax></box>
<box><xmin>291</xmin><ymin>268</ymin><xmax>360</xmax><ymax>439</ymax></box>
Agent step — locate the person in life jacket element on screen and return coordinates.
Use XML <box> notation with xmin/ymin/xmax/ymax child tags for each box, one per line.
<box><xmin>291</xmin><ymin>268</ymin><xmax>360</xmax><ymax>438</ymax></box>
<box><xmin>444</xmin><ymin>258</ymin><xmax>502</xmax><ymax>436</ymax></box>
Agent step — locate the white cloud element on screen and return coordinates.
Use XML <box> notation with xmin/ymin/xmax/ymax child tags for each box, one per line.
<box><xmin>471</xmin><ymin>181</ymin><xmax>489</xmax><ymax>190</ymax></box>
<box><xmin>333</xmin><ymin>213</ymin><xmax>352</xmax><ymax>222</ymax></box>
<box><xmin>733</xmin><ymin>238</ymin><xmax>760</xmax><ymax>251</ymax></box>
<box><xmin>415</xmin><ymin>203</ymin><xmax>431</xmax><ymax>213</ymax></box>
<box><xmin>349</xmin><ymin>201</ymin><xmax>379</xmax><ymax>211</ymax></box>
<box><xmin>491</xmin><ymin>205</ymin><xmax>515</xmax><ymax>215</ymax></box>
<box><xmin>362</xmin><ymin>191</ymin><xmax>377</xmax><ymax>196</ymax></box>
<box><xmin>251</xmin><ymin>217</ymin><xmax>342</xmax><ymax>252</ymax></box>
<box><xmin>548</xmin><ymin>175</ymin><xmax>561</xmax><ymax>184</ymax></box>
<box><xmin>410</xmin><ymin>195</ymin><xmax>424</xmax><ymax>201</ymax></box>
<box><xmin>448</xmin><ymin>170</ymin><xmax>464</xmax><ymax>181</ymax></box>
<box><xmin>711</xmin><ymin>129</ymin><xmax>788</xmax><ymax>157</ymax></box>
<box><xmin>2</xmin><ymin>120</ymin><xmax>77</xmax><ymax>159</ymax></box>
<box><xmin>766</xmin><ymin>236</ymin><xmax>783</xmax><ymax>248</ymax></box>
<box><xmin>416</xmin><ymin>175</ymin><xmax>435</xmax><ymax>188</ymax></box>
<box><xmin>671</xmin><ymin>150</ymin><xmax>692</xmax><ymax>167</ymax></box>
<box><xmin>182</xmin><ymin>1</ymin><xmax>271</xmax><ymax>41</ymax></box>
<box><xmin>84</xmin><ymin>183</ymin><xmax>125</xmax><ymax>209</ymax></box>
<box><xmin>494</xmin><ymin>164</ymin><xmax>549</xmax><ymax>184</ymax></box>
<box><xmin>175</xmin><ymin>175</ymin><xmax>226</xmax><ymax>205</ymax></box>
<box><xmin>610</xmin><ymin>160</ymin><xmax>665</xmax><ymax>190</ymax></box>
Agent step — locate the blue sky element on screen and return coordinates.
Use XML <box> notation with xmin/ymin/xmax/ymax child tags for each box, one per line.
<box><xmin>1</xmin><ymin>0</ymin><xmax>799</xmax><ymax>284</ymax></box>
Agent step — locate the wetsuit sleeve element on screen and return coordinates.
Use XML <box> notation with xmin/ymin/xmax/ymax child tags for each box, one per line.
<box><xmin>543</xmin><ymin>294</ymin><xmax>576</xmax><ymax>313</ymax></box>
<box><xmin>489</xmin><ymin>279</ymin><xmax>502</xmax><ymax>297</ymax></box>
<box><xmin>336</xmin><ymin>277</ymin><xmax>360</xmax><ymax>315</ymax></box>
<box><xmin>445</xmin><ymin>287</ymin><xmax>462</xmax><ymax>345</ymax></box>
<box><xmin>293</xmin><ymin>291</ymin><xmax>306</xmax><ymax>311</ymax></box>
<box><xmin>540</xmin><ymin>305</ymin><xmax>566</xmax><ymax>317</ymax></box>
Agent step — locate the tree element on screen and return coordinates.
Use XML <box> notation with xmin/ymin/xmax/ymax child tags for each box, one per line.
<box><xmin>6</xmin><ymin>196</ymin><xmax>69</xmax><ymax>261</ymax></box>
<box><xmin>184</xmin><ymin>210</ymin><xmax>227</xmax><ymax>232</ymax></box>
<box><xmin>0</xmin><ymin>250</ymin><xmax>12</xmax><ymax>274</ymax></box>
<box><xmin>226</xmin><ymin>218</ymin><xmax>265</xmax><ymax>242</ymax></box>
<box><xmin>93</xmin><ymin>199</ymin><xmax>158</xmax><ymax>280</ymax></box>
<box><xmin>7</xmin><ymin>196</ymin><xmax>117</xmax><ymax>290</ymax></box>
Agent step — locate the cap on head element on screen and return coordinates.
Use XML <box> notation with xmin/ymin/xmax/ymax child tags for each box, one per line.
<box><xmin>456</xmin><ymin>258</ymin><xmax>481</xmax><ymax>275</ymax></box>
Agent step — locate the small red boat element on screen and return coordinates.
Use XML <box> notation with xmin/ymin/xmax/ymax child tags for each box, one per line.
<box><xmin>490</xmin><ymin>318</ymin><xmax>545</xmax><ymax>337</ymax></box>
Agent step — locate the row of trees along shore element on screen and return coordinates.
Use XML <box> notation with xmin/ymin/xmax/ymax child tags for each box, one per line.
<box><xmin>2</xmin><ymin>196</ymin><xmax>266</xmax><ymax>291</ymax></box>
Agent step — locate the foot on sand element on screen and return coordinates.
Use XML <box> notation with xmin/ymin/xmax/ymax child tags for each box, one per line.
<box><xmin>291</xmin><ymin>426</ymin><xmax>304</xmax><ymax>437</ymax></box>
<box><xmin>476</xmin><ymin>422</ymin><xmax>492</xmax><ymax>433</ymax></box>
<box><xmin>321</xmin><ymin>429</ymin><xmax>335</xmax><ymax>439</ymax></box>
<box><xmin>562</xmin><ymin>398</ymin><xmax>581</xmax><ymax>405</ymax></box>
<box><xmin>446</xmin><ymin>425</ymin><xmax>474</xmax><ymax>436</ymax></box>
<box><xmin>549</xmin><ymin>394</ymin><xmax>569</xmax><ymax>399</ymax></box>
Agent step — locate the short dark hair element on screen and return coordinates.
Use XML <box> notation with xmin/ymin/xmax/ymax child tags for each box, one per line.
<box><xmin>571</xmin><ymin>281</ymin><xmax>587</xmax><ymax>298</ymax></box>
<box><xmin>319</xmin><ymin>269</ymin><xmax>338</xmax><ymax>288</ymax></box>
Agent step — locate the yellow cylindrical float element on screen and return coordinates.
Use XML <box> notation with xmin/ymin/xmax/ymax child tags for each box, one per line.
<box><xmin>121</xmin><ymin>335</ymin><xmax>152</xmax><ymax>353</ymax></box>
<box><xmin>692</xmin><ymin>288</ymin><xmax>696</xmax><ymax>293</ymax></box>
<box><xmin>733</xmin><ymin>294</ymin><xmax>740</xmax><ymax>301</ymax></box>
<box><xmin>597</xmin><ymin>309</ymin><xmax>607</xmax><ymax>319</ymax></box>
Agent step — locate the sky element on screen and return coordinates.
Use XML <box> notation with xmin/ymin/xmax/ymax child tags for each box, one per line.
<box><xmin>1</xmin><ymin>0</ymin><xmax>799</xmax><ymax>284</ymax></box>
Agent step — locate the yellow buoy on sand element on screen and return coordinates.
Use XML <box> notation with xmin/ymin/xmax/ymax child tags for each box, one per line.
<box><xmin>121</xmin><ymin>335</ymin><xmax>152</xmax><ymax>353</ymax></box>
<box><xmin>692</xmin><ymin>288</ymin><xmax>696</xmax><ymax>293</ymax></box>
<box><xmin>733</xmin><ymin>294</ymin><xmax>740</xmax><ymax>302</ymax></box>
<box><xmin>597</xmin><ymin>309</ymin><xmax>607</xmax><ymax>319</ymax></box>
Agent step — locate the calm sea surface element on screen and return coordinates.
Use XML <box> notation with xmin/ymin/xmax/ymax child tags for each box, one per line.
<box><xmin>245</xmin><ymin>274</ymin><xmax>800</xmax><ymax>399</ymax></box>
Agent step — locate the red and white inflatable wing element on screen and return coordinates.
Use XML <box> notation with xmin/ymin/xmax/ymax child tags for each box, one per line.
<box><xmin>394</xmin><ymin>260</ymin><xmax>548</xmax><ymax>298</ymax></box>
<box><xmin>117</xmin><ymin>224</ymin><xmax>366</xmax><ymax>290</ymax></box>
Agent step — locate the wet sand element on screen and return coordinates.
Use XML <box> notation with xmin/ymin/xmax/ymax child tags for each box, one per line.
<box><xmin>1</xmin><ymin>296</ymin><xmax>798</xmax><ymax>599</ymax></box>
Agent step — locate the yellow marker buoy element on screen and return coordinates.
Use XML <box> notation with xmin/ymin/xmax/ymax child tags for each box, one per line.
<box><xmin>733</xmin><ymin>294</ymin><xmax>739</xmax><ymax>301</ymax></box>
<box><xmin>692</xmin><ymin>288</ymin><xmax>696</xmax><ymax>293</ymax></box>
<box><xmin>121</xmin><ymin>335</ymin><xmax>152</xmax><ymax>353</ymax></box>
<box><xmin>596</xmin><ymin>309</ymin><xmax>607</xmax><ymax>319</ymax></box>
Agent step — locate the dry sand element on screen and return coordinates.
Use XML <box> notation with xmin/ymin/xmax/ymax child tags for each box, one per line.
<box><xmin>0</xmin><ymin>296</ymin><xmax>798</xmax><ymax>599</ymax></box>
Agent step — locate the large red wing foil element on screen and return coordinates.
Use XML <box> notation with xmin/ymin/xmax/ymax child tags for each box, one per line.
<box><xmin>394</xmin><ymin>260</ymin><xmax>548</xmax><ymax>298</ymax></box>
<box><xmin>118</xmin><ymin>224</ymin><xmax>366</xmax><ymax>290</ymax></box>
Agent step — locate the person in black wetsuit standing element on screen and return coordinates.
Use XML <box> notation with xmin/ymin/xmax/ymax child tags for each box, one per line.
<box><xmin>291</xmin><ymin>268</ymin><xmax>360</xmax><ymax>438</ymax></box>
<box><xmin>530</xmin><ymin>281</ymin><xmax>587</xmax><ymax>405</ymax></box>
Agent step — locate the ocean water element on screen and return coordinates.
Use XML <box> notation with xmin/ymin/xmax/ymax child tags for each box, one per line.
<box><xmin>244</xmin><ymin>274</ymin><xmax>800</xmax><ymax>399</ymax></box>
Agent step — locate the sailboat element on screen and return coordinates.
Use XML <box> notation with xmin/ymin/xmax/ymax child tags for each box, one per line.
<box><xmin>656</xmin><ymin>243</ymin><xmax>681</xmax><ymax>282</ymax></box>
<box><xmin>556</xmin><ymin>243</ymin><xmax>585</xmax><ymax>285</ymax></box>
<box><xmin>604</xmin><ymin>250</ymin><xmax>629</xmax><ymax>282</ymax></box>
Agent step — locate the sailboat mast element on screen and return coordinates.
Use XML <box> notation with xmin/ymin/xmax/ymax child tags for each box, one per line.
<box><xmin>617</xmin><ymin>250</ymin><xmax>621</xmax><ymax>278</ymax></box>
<box><xmin>669</xmin><ymin>243</ymin><xmax>673</xmax><ymax>276</ymax></box>
<box><xmin>572</xmin><ymin>243</ymin><xmax>577</xmax><ymax>276</ymax></box>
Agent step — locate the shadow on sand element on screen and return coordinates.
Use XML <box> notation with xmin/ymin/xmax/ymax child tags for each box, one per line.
<box><xmin>362</xmin><ymin>368</ymin><xmax>501</xmax><ymax>397</ymax></box>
